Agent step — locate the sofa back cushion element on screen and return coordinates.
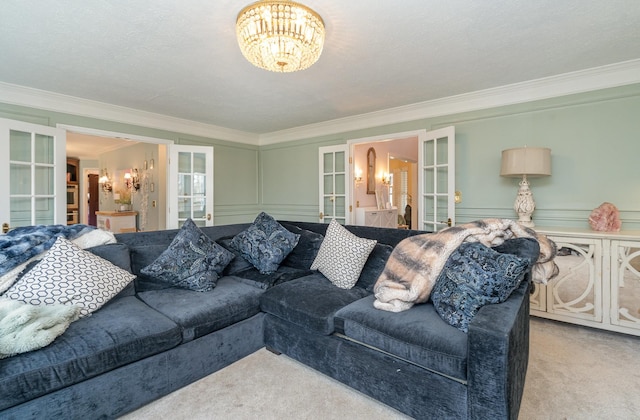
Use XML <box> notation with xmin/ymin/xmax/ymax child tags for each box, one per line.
<box><xmin>129</xmin><ymin>244</ymin><xmax>174</xmax><ymax>291</ymax></box>
<box><xmin>86</xmin><ymin>242</ymin><xmax>135</xmax><ymax>297</ymax></box>
<box><xmin>280</xmin><ymin>223</ymin><xmax>325</xmax><ymax>270</ymax></box>
<box><xmin>354</xmin><ymin>243</ymin><xmax>394</xmax><ymax>292</ymax></box>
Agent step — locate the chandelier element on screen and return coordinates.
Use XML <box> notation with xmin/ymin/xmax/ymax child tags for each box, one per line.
<box><xmin>236</xmin><ymin>1</ymin><xmax>325</xmax><ymax>72</ymax></box>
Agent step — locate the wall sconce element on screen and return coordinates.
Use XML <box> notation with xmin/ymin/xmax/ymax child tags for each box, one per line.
<box><xmin>381</xmin><ymin>172</ymin><xmax>391</xmax><ymax>186</ymax></box>
<box><xmin>124</xmin><ymin>169</ymin><xmax>141</xmax><ymax>191</ymax></box>
<box><xmin>98</xmin><ymin>169</ymin><xmax>112</xmax><ymax>192</ymax></box>
<box><xmin>132</xmin><ymin>169</ymin><xmax>140</xmax><ymax>191</ymax></box>
<box><xmin>354</xmin><ymin>168</ymin><xmax>363</xmax><ymax>185</ymax></box>
<box><xmin>500</xmin><ymin>146</ymin><xmax>551</xmax><ymax>227</ymax></box>
<box><xmin>124</xmin><ymin>172</ymin><xmax>132</xmax><ymax>189</ymax></box>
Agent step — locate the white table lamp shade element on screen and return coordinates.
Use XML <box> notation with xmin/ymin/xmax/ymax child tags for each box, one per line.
<box><xmin>500</xmin><ymin>147</ymin><xmax>551</xmax><ymax>177</ymax></box>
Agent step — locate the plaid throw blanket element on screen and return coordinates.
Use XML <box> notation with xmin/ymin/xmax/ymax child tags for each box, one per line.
<box><xmin>373</xmin><ymin>218</ymin><xmax>559</xmax><ymax>312</ymax></box>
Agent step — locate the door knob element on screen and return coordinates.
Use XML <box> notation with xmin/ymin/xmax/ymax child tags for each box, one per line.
<box><xmin>439</xmin><ymin>218</ymin><xmax>452</xmax><ymax>227</ymax></box>
<box><xmin>2</xmin><ymin>222</ymin><xmax>9</xmax><ymax>234</ymax></box>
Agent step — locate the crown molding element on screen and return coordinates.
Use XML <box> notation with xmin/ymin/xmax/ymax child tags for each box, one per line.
<box><xmin>2</xmin><ymin>59</ymin><xmax>639</xmax><ymax>148</ymax></box>
<box><xmin>258</xmin><ymin>59</ymin><xmax>640</xmax><ymax>145</ymax></box>
<box><xmin>0</xmin><ymin>82</ymin><xmax>260</xmax><ymax>145</ymax></box>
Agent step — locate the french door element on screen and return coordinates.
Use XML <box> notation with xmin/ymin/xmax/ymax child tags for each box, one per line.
<box><xmin>0</xmin><ymin>118</ymin><xmax>66</xmax><ymax>232</ymax></box>
<box><xmin>318</xmin><ymin>145</ymin><xmax>349</xmax><ymax>225</ymax></box>
<box><xmin>167</xmin><ymin>145</ymin><xmax>214</xmax><ymax>229</ymax></box>
<box><xmin>418</xmin><ymin>126</ymin><xmax>455</xmax><ymax>231</ymax></box>
<box><xmin>318</xmin><ymin>127</ymin><xmax>455</xmax><ymax>230</ymax></box>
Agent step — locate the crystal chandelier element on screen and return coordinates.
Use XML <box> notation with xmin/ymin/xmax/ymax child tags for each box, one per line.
<box><xmin>236</xmin><ymin>1</ymin><xmax>325</xmax><ymax>72</ymax></box>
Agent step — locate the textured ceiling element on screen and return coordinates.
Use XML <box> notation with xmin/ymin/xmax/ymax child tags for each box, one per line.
<box><xmin>1</xmin><ymin>1</ymin><xmax>639</xmax><ymax>135</ymax></box>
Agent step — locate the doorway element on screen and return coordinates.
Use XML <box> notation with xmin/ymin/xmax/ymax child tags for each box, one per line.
<box><xmin>346</xmin><ymin>126</ymin><xmax>455</xmax><ymax>230</ymax></box>
<box><xmin>87</xmin><ymin>172</ymin><xmax>99</xmax><ymax>226</ymax></box>
<box><xmin>389</xmin><ymin>156</ymin><xmax>418</xmax><ymax>229</ymax></box>
<box><xmin>350</xmin><ymin>133</ymin><xmax>419</xmax><ymax>226</ymax></box>
<box><xmin>60</xmin><ymin>124</ymin><xmax>173</xmax><ymax>231</ymax></box>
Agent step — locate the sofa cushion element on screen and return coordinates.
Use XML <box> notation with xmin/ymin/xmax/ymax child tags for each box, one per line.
<box><xmin>280</xmin><ymin>223</ymin><xmax>325</xmax><ymax>270</ymax></box>
<box><xmin>430</xmin><ymin>239</ymin><xmax>536</xmax><ymax>332</ymax></box>
<box><xmin>86</xmin><ymin>242</ymin><xmax>135</xmax><ymax>297</ymax></box>
<box><xmin>260</xmin><ymin>274</ymin><xmax>370</xmax><ymax>335</ymax></box>
<box><xmin>141</xmin><ymin>218</ymin><xmax>234</xmax><ymax>292</ymax></box>
<box><xmin>231</xmin><ymin>266</ymin><xmax>314</xmax><ymax>290</ymax></box>
<box><xmin>354</xmin><ymin>243</ymin><xmax>394</xmax><ymax>292</ymax></box>
<box><xmin>230</xmin><ymin>212</ymin><xmax>300</xmax><ymax>275</ymax></box>
<box><xmin>3</xmin><ymin>237</ymin><xmax>135</xmax><ymax>317</ymax></box>
<box><xmin>129</xmin><ymin>244</ymin><xmax>174</xmax><ymax>291</ymax></box>
<box><xmin>218</xmin><ymin>237</ymin><xmax>256</xmax><ymax>275</ymax></box>
<box><xmin>136</xmin><ymin>276</ymin><xmax>264</xmax><ymax>343</ymax></box>
<box><xmin>334</xmin><ymin>295</ymin><xmax>468</xmax><ymax>382</ymax></box>
<box><xmin>0</xmin><ymin>295</ymin><xmax>181</xmax><ymax>411</ymax></box>
<box><xmin>311</xmin><ymin>219</ymin><xmax>377</xmax><ymax>289</ymax></box>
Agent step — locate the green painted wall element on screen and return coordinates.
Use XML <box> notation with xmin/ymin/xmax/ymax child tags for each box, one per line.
<box><xmin>2</xmin><ymin>82</ymin><xmax>640</xmax><ymax>230</ymax></box>
<box><xmin>261</xmin><ymin>84</ymin><xmax>640</xmax><ymax>229</ymax></box>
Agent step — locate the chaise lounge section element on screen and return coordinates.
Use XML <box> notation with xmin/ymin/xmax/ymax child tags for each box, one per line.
<box><xmin>0</xmin><ymin>218</ymin><xmax>539</xmax><ymax>419</ymax></box>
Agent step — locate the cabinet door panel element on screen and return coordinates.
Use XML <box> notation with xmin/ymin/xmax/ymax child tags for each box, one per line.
<box><xmin>530</xmin><ymin>283</ymin><xmax>547</xmax><ymax>312</ymax></box>
<box><xmin>611</xmin><ymin>241</ymin><xmax>640</xmax><ymax>329</ymax></box>
<box><xmin>546</xmin><ymin>236</ymin><xmax>602</xmax><ymax>323</ymax></box>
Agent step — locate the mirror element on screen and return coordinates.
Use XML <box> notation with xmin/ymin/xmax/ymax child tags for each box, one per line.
<box><xmin>366</xmin><ymin>147</ymin><xmax>376</xmax><ymax>194</ymax></box>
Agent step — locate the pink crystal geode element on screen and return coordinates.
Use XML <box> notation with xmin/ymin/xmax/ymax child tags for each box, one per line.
<box><xmin>588</xmin><ymin>202</ymin><xmax>622</xmax><ymax>232</ymax></box>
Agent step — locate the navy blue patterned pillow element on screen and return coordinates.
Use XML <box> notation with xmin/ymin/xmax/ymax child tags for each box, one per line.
<box><xmin>230</xmin><ymin>212</ymin><xmax>300</xmax><ymax>275</ymax></box>
<box><xmin>430</xmin><ymin>242</ymin><xmax>530</xmax><ymax>333</ymax></box>
<box><xmin>141</xmin><ymin>219</ymin><xmax>234</xmax><ymax>292</ymax></box>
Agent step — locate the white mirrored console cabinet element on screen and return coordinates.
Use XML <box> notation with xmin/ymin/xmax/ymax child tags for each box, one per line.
<box><xmin>532</xmin><ymin>227</ymin><xmax>640</xmax><ymax>336</ymax></box>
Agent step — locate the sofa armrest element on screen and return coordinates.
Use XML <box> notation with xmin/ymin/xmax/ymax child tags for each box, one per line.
<box><xmin>467</xmin><ymin>275</ymin><xmax>531</xmax><ymax>420</ymax></box>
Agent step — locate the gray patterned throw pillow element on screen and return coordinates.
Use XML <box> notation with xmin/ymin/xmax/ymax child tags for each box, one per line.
<box><xmin>311</xmin><ymin>219</ymin><xmax>377</xmax><ymax>289</ymax></box>
<box><xmin>141</xmin><ymin>219</ymin><xmax>234</xmax><ymax>292</ymax></box>
<box><xmin>230</xmin><ymin>212</ymin><xmax>300</xmax><ymax>275</ymax></box>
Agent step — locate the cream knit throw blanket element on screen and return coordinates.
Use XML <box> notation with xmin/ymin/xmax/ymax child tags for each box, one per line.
<box><xmin>0</xmin><ymin>298</ymin><xmax>81</xmax><ymax>359</ymax></box>
<box><xmin>373</xmin><ymin>218</ymin><xmax>559</xmax><ymax>312</ymax></box>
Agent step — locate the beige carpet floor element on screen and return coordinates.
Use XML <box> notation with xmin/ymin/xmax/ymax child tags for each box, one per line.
<box><xmin>121</xmin><ymin>318</ymin><xmax>640</xmax><ymax>420</ymax></box>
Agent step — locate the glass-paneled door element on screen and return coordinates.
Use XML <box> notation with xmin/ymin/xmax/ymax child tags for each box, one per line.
<box><xmin>0</xmin><ymin>118</ymin><xmax>66</xmax><ymax>231</ymax></box>
<box><xmin>318</xmin><ymin>145</ymin><xmax>349</xmax><ymax>225</ymax></box>
<box><xmin>418</xmin><ymin>126</ymin><xmax>455</xmax><ymax>231</ymax></box>
<box><xmin>168</xmin><ymin>145</ymin><xmax>214</xmax><ymax>228</ymax></box>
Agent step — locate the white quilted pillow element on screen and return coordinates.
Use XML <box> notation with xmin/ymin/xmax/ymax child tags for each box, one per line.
<box><xmin>3</xmin><ymin>237</ymin><xmax>135</xmax><ymax>317</ymax></box>
<box><xmin>311</xmin><ymin>219</ymin><xmax>377</xmax><ymax>289</ymax></box>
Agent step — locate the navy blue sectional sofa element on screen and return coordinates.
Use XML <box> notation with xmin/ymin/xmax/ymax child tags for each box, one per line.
<box><xmin>0</xmin><ymin>221</ymin><xmax>536</xmax><ymax>419</ymax></box>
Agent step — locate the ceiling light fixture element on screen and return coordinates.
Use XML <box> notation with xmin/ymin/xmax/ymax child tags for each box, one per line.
<box><xmin>236</xmin><ymin>0</ymin><xmax>325</xmax><ymax>73</ymax></box>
